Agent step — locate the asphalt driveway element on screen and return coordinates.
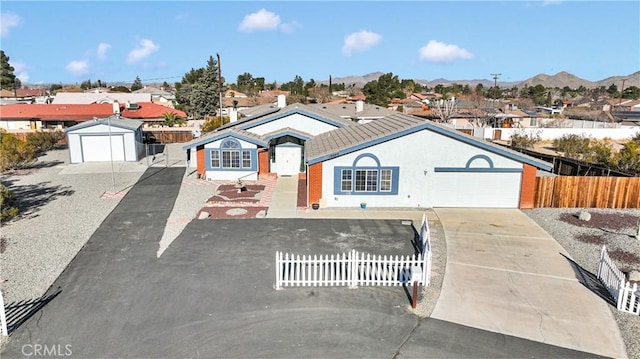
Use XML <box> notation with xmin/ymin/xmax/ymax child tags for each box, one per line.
<box><xmin>1</xmin><ymin>167</ymin><xmax>600</xmax><ymax>358</ymax></box>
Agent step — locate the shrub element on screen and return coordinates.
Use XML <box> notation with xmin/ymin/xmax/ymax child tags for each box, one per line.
<box><xmin>26</xmin><ymin>129</ymin><xmax>65</xmax><ymax>152</ymax></box>
<box><xmin>201</xmin><ymin>116</ymin><xmax>230</xmax><ymax>133</ymax></box>
<box><xmin>0</xmin><ymin>131</ymin><xmax>37</xmax><ymax>171</ymax></box>
<box><xmin>0</xmin><ymin>184</ymin><xmax>19</xmax><ymax>222</ymax></box>
<box><xmin>553</xmin><ymin>134</ymin><xmax>591</xmax><ymax>160</ymax></box>
<box><xmin>510</xmin><ymin>129</ymin><xmax>541</xmax><ymax>150</ymax></box>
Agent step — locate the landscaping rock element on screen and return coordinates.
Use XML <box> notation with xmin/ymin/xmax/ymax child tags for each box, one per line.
<box><xmin>578</xmin><ymin>210</ymin><xmax>591</xmax><ymax>222</ymax></box>
<box><xmin>629</xmin><ymin>270</ymin><xmax>640</xmax><ymax>282</ymax></box>
<box><xmin>198</xmin><ymin>211</ymin><xmax>210</xmax><ymax>219</ymax></box>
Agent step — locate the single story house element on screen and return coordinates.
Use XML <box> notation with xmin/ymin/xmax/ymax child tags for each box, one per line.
<box><xmin>182</xmin><ymin>96</ymin><xmax>353</xmax><ymax>181</ymax></box>
<box><xmin>65</xmin><ymin>116</ymin><xmax>144</xmax><ymax>163</ymax></box>
<box><xmin>182</xmin><ymin>98</ymin><xmax>552</xmax><ymax>209</ymax></box>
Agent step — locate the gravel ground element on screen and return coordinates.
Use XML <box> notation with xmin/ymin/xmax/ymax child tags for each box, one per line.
<box><xmin>524</xmin><ymin>208</ymin><xmax>640</xmax><ymax>359</ymax></box>
<box><xmin>0</xmin><ymin>150</ymin><xmax>144</xmax><ymax>303</ymax></box>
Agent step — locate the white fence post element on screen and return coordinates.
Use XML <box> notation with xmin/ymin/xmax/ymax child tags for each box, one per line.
<box><xmin>598</xmin><ymin>245</ymin><xmax>640</xmax><ymax>315</ymax></box>
<box><xmin>0</xmin><ymin>289</ymin><xmax>7</xmax><ymax>336</ymax></box>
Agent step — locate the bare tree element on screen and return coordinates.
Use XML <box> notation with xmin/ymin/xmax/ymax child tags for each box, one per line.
<box><xmin>432</xmin><ymin>97</ymin><xmax>457</xmax><ymax>123</ymax></box>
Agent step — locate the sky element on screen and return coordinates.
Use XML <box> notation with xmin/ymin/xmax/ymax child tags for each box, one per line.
<box><xmin>1</xmin><ymin>1</ymin><xmax>639</xmax><ymax>86</ymax></box>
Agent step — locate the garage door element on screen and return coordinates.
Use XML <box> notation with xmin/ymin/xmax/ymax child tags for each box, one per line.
<box><xmin>431</xmin><ymin>172</ymin><xmax>521</xmax><ymax>208</ymax></box>
<box><xmin>81</xmin><ymin>135</ymin><xmax>125</xmax><ymax>162</ymax></box>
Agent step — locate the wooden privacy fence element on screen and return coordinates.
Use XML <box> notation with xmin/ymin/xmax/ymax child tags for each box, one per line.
<box><xmin>534</xmin><ymin>176</ymin><xmax>640</xmax><ymax>208</ymax></box>
<box><xmin>597</xmin><ymin>246</ymin><xmax>640</xmax><ymax>315</ymax></box>
<box><xmin>275</xmin><ymin>214</ymin><xmax>432</xmax><ymax>289</ymax></box>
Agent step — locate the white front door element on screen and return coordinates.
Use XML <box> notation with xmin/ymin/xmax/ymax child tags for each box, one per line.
<box><xmin>275</xmin><ymin>146</ymin><xmax>301</xmax><ymax>176</ymax></box>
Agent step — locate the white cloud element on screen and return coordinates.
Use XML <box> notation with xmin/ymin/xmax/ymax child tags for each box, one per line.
<box><xmin>126</xmin><ymin>38</ymin><xmax>159</xmax><ymax>64</ymax></box>
<box><xmin>238</xmin><ymin>9</ymin><xmax>280</xmax><ymax>33</ymax></box>
<box><xmin>418</xmin><ymin>40</ymin><xmax>474</xmax><ymax>64</ymax></box>
<box><xmin>10</xmin><ymin>61</ymin><xmax>28</xmax><ymax>83</ymax></box>
<box><xmin>65</xmin><ymin>60</ymin><xmax>90</xmax><ymax>76</ymax></box>
<box><xmin>342</xmin><ymin>30</ymin><xmax>382</xmax><ymax>56</ymax></box>
<box><xmin>97</xmin><ymin>43</ymin><xmax>111</xmax><ymax>60</ymax></box>
<box><xmin>279</xmin><ymin>20</ymin><xmax>301</xmax><ymax>34</ymax></box>
<box><xmin>0</xmin><ymin>12</ymin><xmax>22</xmax><ymax>38</ymax></box>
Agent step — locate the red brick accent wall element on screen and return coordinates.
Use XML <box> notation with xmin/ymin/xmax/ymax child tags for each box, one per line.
<box><xmin>307</xmin><ymin>163</ymin><xmax>323</xmax><ymax>207</ymax></box>
<box><xmin>196</xmin><ymin>145</ymin><xmax>205</xmax><ymax>178</ymax></box>
<box><xmin>258</xmin><ymin>149</ymin><xmax>269</xmax><ymax>175</ymax></box>
<box><xmin>519</xmin><ymin>163</ymin><xmax>537</xmax><ymax>209</ymax></box>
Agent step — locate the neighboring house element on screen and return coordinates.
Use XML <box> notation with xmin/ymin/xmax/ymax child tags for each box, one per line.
<box><xmin>0</xmin><ymin>103</ymin><xmax>114</xmax><ymax>130</ymax></box>
<box><xmin>133</xmin><ymin>86</ymin><xmax>176</xmax><ymax>108</ymax></box>
<box><xmin>182</xmin><ymin>96</ymin><xmax>552</xmax><ymax>209</ymax></box>
<box><xmin>52</xmin><ymin>92</ymin><xmax>151</xmax><ymax>104</ymax></box>
<box><xmin>65</xmin><ymin>116</ymin><xmax>144</xmax><ymax>163</ymax></box>
<box><xmin>0</xmin><ymin>102</ymin><xmax>186</xmax><ymax>130</ymax></box>
<box><xmin>225</xmin><ymin>90</ymin><xmax>248</xmax><ymax>98</ymax></box>
<box><xmin>387</xmin><ymin>98</ymin><xmax>424</xmax><ymax>114</ymax></box>
<box><xmin>182</xmin><ymin>96</ymin><xmax>353</xmax><ymax>181</ymax></box>
<box><xmin>118</xmin><ymin>102</ymin><xmax>187</xmax><ymax>126</ymax></box>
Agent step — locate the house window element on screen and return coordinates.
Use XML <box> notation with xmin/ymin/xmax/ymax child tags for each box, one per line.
<box><xmin>222</xmin><ymin>151</ymin><xmax>240</xmax><ymax>168</ymax></box>
<box><xmin>380</xmin><ymin>169</ymin><xmax>392</xmax><ymax>192</ymax></box>
<box><xmin>207</xmin><ymin>138</ymin><xmax>257</xmax><ymax>171</ymax></box>
<box><xmin>355</xmin><ymin>170</ymin><xmax>378</xmax><ymax>192</ymax></box>
<box><xmin>242</xmin><ymin>150</ymin><xmax>251</xmax><ymax>168</ymax></box>
<box><xmin>341</xmin><ymin>169</ymin><xmax>352</xmax><ymax>192</ymax></box>
<box><xmin>333</xmin><ymin>154</ymin><xmax>399</xmax><ymax>195</ymax></box>
<box><xmin>211</xmin><ymin>151</ymin><xmax>220</xmax><ymax>168</ymax></box>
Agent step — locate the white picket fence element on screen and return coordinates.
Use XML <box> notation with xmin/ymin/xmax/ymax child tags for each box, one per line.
<box><xmin>276</xmin><ymin>214</ymin><xmax>432</xmax><ymax>289</ymax></box>
<box><xmin>597</xmin><ymin>245</ymin><xmax>640</xmax><ymax>315</ymax></box>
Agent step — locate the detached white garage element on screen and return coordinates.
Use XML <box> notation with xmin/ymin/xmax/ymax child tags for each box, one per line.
<box><xmin>66</xmin><ymin>116</ymin><xmax>144</xmax><ymax>163</ymax></box>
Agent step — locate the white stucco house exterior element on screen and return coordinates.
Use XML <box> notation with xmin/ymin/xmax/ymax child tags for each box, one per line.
<box><xmin>182</xmin><ymin>98</ymin><xmax>552</xmax><ymax>209</ymax></box>
<box><xmin>65</xmin><ymin>116</ymin><xmax>144</xmax><ymax>163</ymax></box>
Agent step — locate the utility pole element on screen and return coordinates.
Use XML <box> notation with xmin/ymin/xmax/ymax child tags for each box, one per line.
<box><xmin>619</xmin><ymin>78</ymin><xmax>626</xmax><ymax>106</ymax></box>
<box><xmin>217</xmin><ymin>53</ymin><xmax>223</xmax><ymax>123</ymax></box>
<box><xmin>490</xmin><ymin>73</ymin><xmax>501</xmax><ymax>99</ymax></box>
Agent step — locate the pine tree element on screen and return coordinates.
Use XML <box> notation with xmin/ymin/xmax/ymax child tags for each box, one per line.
<box><xmin>175</xmin><ymin>56</ymin><xmax>223</xmax><ymax>120</ymax></box>
<box><xmin>131</xmin><ymin>76</ymin><xmax>143</xmax><ymax>91</ymax></box>
<box><xmin>0</xmin><ymin>50</ymin><xmax>19</xmax><ymax>90</ymax></box>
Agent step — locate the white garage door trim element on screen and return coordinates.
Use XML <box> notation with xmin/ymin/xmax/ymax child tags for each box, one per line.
<box><xmin>81</xmin><ymin>135</ymin><xmax>125</xmax><ymax>162</ymax></box>
<box><xmin>431</xmin><ymin>172</ymin><xmax>521</xmax><ymax>208</ymax></box>
<box><xmin>275</xmin><ymin>146</ymin><xmax>301</xmax><ymax>176</ymax></box>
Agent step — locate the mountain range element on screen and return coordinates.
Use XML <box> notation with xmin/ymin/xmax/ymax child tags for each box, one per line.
<box><xmin>321</xmin><ymin>71</ymin><xmax>640</xmax><ymax>90</ymax></box>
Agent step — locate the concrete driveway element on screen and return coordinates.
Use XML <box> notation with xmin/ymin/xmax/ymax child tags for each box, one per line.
<box><xmin>431</xmin><ymin>208</ymin><xmax>627</xmax><ymax>359</ymax></box>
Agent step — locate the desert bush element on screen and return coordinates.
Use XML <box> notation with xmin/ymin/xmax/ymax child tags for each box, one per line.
<box><xmin>510</xmin><ymin>129</ymin><xmax>541</xmax><ymax>150</ymax></box>
<box><xmin>0</xmin><ymin>183</ymin><xmax>19</xmax><ymax>222</ymax></box>
<box><xmin>26</xmin><ymin>129</ymin><xmax>65</xmax><ymax>152</ymax></box>
<box><xmin>0</xmin><ymin>130</ymin><xmax>36</xmax><ymax>171</ymax></box>
<box><xmin>201</xmin><ymin>116</ymin><xmax>230</xmax><ymax>133</ymax></box>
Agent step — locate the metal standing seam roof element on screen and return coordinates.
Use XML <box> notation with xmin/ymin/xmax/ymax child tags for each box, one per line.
<box><xmin>306</xmin><ymin>112</ymin><xmax>553</xmax><ymax>171</ymax></box>
<box><xmin>64</xmin><ymin>116</ymin><xmax>143</xmax><ymax>132</ymax></box>
<box><xmin>181</xmin><ymin>128</ymin><xmax>269</xmax><ymax>150</ymax></box>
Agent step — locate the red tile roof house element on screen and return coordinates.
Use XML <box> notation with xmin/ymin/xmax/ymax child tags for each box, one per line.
<box><xmin>181</xmin><ymin>95</ymin><xmax>552</xmax><ymax>209</ymax></box>
<box><xmin>0</xmin><ymin>102</ymin><xmax>186</xmax><ymax>130</ymax></box>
